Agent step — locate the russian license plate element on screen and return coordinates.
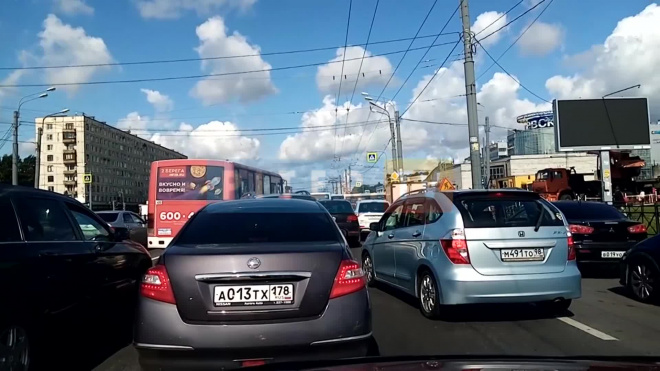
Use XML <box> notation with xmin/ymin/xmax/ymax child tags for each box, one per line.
<box><xmin>214</xmin><ymin>284</ymin><xmax>294</xmax><ymax>307</ymax></box>
<box><xmin>501</xmin><ymin>248</ymin><xmax>545</xmax><ymax>262</ymax></box>
<box><xmin>601</xmin><ymin>251</ymin><xmax>625</xmax><ymax>258</ymax></box>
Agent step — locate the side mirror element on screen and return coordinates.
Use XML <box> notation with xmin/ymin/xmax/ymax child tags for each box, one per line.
<box><xmin>369</xmin><ymin>222</ymin><xmax>380</xmax><ymax>232</ymax></box>
<box><xmin>113</xmin><ymin>227</ymin><xmax>131</xmax><ymax>242</ymax></box>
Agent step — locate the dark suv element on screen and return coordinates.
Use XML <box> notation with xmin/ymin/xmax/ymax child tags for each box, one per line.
<box><xmin>0</xmin><ymin>185</ymin><xmax>152</xmax><ymax>369</ymax></box>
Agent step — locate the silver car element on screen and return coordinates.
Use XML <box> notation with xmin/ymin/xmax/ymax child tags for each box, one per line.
<box><xmin>96</xmin><ymin>210</ymin><xmax>148</xmax><ymax>247</ymax></box>
<box><xmin>134</xmin><ymin>198</ymin><xmax>375</xmax><ymax>370</ymax></box>
<box><xmin>361</xmin><ymin>189</ymin><xmax>581</xmax><ymax>319</ymax></box>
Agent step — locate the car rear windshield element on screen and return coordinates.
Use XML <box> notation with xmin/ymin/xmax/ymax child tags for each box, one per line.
<box><xmin>319</xmin><ymin>201</ymin><xmax>354</xmax><ymax>214</ymax></box>
<box><xmin>175</xmin><ymin>212</ymin><xmax>339</xmax><ymax>244</ymax></box>
<box><xmin>553</xmin><ymin>202</ymin><xmax>625</xmax><ymax>220</ymax></box>
<box><xmin>358</xmin><ymin>202</ymin><xmax>389</xmax><ymax>213</ymax></box>
<box><xmin>97</xmin><ymin>212</ymin><xmax>119</xmax><ymax>222</ymax></box>
<box><xmin>454</xmin><ymin>196</ymin><xmax>564</xmax><ymax>228</ymax></box>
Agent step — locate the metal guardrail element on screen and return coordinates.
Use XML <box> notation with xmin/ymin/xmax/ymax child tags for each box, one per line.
<box><xmin>618</xmin><ymin>202</ymin><xmax>660</xmax><ymax>236</ymax></box>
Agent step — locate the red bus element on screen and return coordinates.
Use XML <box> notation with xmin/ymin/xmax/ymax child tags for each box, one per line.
<box><xmin>147</xmin><ymin>159</ymin><xmax>283</xmax><ymax>248</ymax></box>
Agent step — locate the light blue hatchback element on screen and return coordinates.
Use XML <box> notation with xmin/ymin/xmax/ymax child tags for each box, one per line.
<box><xmin>361</xmin><ymin>189</ymin><xmax>581</xmax><ymax>318</ymax></box>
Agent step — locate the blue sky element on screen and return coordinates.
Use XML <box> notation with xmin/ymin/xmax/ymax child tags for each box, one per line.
<box><xmin>0</xmin><ymin>0</ymin><xmax>657</xmax><ymax>190</ymax></box>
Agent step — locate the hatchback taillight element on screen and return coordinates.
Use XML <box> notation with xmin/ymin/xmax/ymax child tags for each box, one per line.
<box><xmin>347</xmin><ymin>214</ymin><xmax>358</xmax><ymax>222</ymax></box>
<box><xmin>440</xmin><ymin>229</ymin><xmax>470</xmax><ymax>264</ymax></box>
<box><xmin>567</xmin><ymin>236</ymin><xmax>576</xmax><ymax>261</ymax></box>
<box><xmin>329</xmin><ymin>260</ymin><xmax>365</xmax><ymax>299</ymax></box>
<box><xmin>569</xmin><ymin>224</ymin><xmax>594</xmax><ymax>234</ymax></box>
<box><xmin>627</xmin><ymin>224</ymin><xmax>647</xmax><ymax>234</ymax></box>
<box><xmin>141</xmin><ymin>265</ymin><xmax>176</xmax><ymax>304</ymax></box>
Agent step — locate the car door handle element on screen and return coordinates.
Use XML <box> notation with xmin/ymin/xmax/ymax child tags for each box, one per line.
<box><xmin>387</xmin><ymin>233</ymin><xmax>395</xmax><ymax>239</ymax></box>
<box><xmin>412</xmin><ymin>231</ymin><xmax>422</xmax><ymax>238</ymax></box>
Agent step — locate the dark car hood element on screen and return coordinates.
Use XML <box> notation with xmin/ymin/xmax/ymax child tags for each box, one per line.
<box><xmin>253</xmin><ymin>356</ymin><xmax>660</xmax><ymax>371</ymax></box>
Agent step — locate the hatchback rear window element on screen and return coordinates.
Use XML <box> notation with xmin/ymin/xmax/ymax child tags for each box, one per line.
<box><xmin>358</xmin><ymin>202</ymin><xmax>389</xmax><ymax>213</ymax></box>
<box><xmin>97</xmin><ymin>212</ymin><xmax>119</xmax><ymax>222</ymax></box>
<box><xmin>319</xmin><ymin>201</ymin><xmax>354</xmax><ymax>214</ymax></box>
<box><xmin>175</xmin><ymin>212</ymin><xmax>339</xmax><ymax>244</ymax></box>
<box><xmin>454</xmin><ymin>197</ymin><xmax>564</xmax><ymax>228</ymax></box>
<box><xmin>553</xmin><ymin>202</ymin><xmax>624</xmax><ymax>220</ymax></box>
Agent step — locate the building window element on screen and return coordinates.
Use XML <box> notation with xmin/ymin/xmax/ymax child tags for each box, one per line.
<box><xmin>47</xmin><ymin>155</ymin><xmax>53</xmax><ymax>162</ymax></box>
<box><xmin>65</xmin><ymin>123</ymin><xmax>74</xmax><ymax>130</ymax></box>
<box><xmin>47</xmin><ymin>165</ymin><xmax>53</xmax><ymax>172</ymax></box>
<box><xmin>47</xmin><ymin>176</ymin><xmax>54</xmax><ymax>182</ymax></box>
<box><xmin>47</xmin><ymin>134</ymin><xmax>53</xmax><ymax>141</ymax></box>
<box><xmin>48</xmin><ymin>186</ymin><xmax>54</xmax><ymax>192</ymax></box>
<box><xmin>46</xmin><ymin>124</ymin><xmax>53</xmax><ymax>130</ymax></box>
<box><xmin>47</xmin><ymin>144</ymin><xmax>53</xmax><ymax>150</ymax></box>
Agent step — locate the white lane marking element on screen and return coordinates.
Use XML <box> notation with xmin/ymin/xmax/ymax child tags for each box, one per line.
<box><xmin>557</xmin><ymin>317</ymin><xmax>619</xmax><ymax>341</ymax></box>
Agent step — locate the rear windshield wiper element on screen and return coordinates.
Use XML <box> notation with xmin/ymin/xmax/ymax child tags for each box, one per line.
<box><xmin>534</xmin><ymin>203</ymin><xmax>545</xmax><ymax>232</ymax></box>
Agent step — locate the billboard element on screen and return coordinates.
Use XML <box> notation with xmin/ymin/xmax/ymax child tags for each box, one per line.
<box><xmin>554</xmin><ymin>97</ymin><xmax>651</xmax><ymax>151</ymax></box>
<box><xmin>516</xmin><ymin>111</ymin><xmax>554</xmax><ymax>130</ymax></box>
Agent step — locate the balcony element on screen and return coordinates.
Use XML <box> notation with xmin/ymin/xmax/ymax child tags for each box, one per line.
<box><xmin>62</xmin><ymin>134</ymin><xmax>76</xmax><ymax>144</ymax></box>
<box><xmin>63</xmin><ymin>179</ymin><xmax>77</xmax><ymax>186</ymax></box>
<box><xmin>63</xmin><ymin>149</ymin><xmax>77</xmax><ymax>164</ymax></box>
<box><xmin>63</xmin><ymin>168</ymin><xmax>77</xmax><ymax>176</ymax></box>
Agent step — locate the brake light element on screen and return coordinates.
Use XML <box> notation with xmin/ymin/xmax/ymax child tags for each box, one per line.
<box><xmin>241</xmin><ymin>360</ymin><xmax>266</xmax><ymax>367</ymax></box>
<box><xmin>627</xmin><ymin>224</ymin><xmax>647</xmax><ymax>234</ymax></box>
<box><xmin>569</xmin><ymin>224</ymin><xmax>594</xmax><ymax>234</ymax></box>
<box><xmin>140</xmin><ymin>265</ymin><xmax>176</xmax><ymax>304</ymax></box>
<box><xmin>347</xmin><ymin>214</ymin><xmax>358</xmax><ymax>222</ymax></box>
<box><xmin>329</xmin><ymin>260</ymin><xmax>365</xmax><ymax>299</ymax></box>
<box><xmin>567</xmin><ymin>236</ymin><xmax>576</xmax><ymax>261</ymax></box>
<box><xmin>440</xmin><ymin>229</ymin><xmax>470</xmax><ymax>264</ymax></box>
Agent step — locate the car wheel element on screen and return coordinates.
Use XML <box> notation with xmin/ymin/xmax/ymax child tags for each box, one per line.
<box><xmin>362</xmin><ymin>253</ymin><xmax>376</xmax><ymax>287</ymax></box>
<box><xmin>0</xmin><ymin>325</ymin><xmax>31</xmax><ymax>370</ymax></box>
<box><xmin>418</xmin><ymin>271</ymin><xmax>442</xmax><ymax>319</ymax></box>
<box><xmin>628</xmin><ymin>259</ymin><xmax>658</xmax><ymax>303</ymax></box>
<box><xmin>559</xmin><ymin>194</ymin><xmax>573</xmax><ymax>200</ymax></box>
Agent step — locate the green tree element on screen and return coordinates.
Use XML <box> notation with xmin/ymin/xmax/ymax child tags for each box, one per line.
<box><xmin>0</xmin><ymin>155</ymin><xmax>35</xmax><ymax>187</ymax></box>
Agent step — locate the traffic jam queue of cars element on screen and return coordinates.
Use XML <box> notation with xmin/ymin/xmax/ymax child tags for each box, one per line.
<box><xmin>3</xmin><ymin>183</ymin><xmax>660</xmax><ymax>370</ymax></box>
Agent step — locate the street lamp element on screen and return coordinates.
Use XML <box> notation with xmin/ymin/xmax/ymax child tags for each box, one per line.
<box><xmin>35</xmin><ymin>108</ymin><xmax>70</xmax><ymax>188</ymax></box>
<box><xmin>13</xmin><ymin>87</ymin><xmax>56</xmax><ymax>185</ymax></box>
<box><xmin>363</xmin><ymin>93</ymin><xmax>402</xmax><ymax>179</ymax></box>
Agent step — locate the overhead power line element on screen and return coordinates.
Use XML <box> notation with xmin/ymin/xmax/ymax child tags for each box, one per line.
<box><xmin>476</xmin><ymin>0</ymin><xmax>555</xmax><ymax>81</ymax></box>
<box><xmin>333</xmin><ymin>0</ymin><xmax>354</xmax><ymax>162</ymax></box>
<box><xmin>478</xmin><ymin>0</ymin><xmax>546</xmax><ymax>43</ymax></box>
<box><xmin>0</xmin><ymin>32</ymin><xmax>459</xmax><ymax>72</ymax></box>
<box><xmin>474</xmin><ymin>38</ymin><xmax>551</xmax><ymax>103</ymax></box>
<box><xmin>473</xmin><ymin>0</ymin><xmax>524</xmax><ymax>37</ymax></box>
<box><xmin>0</xmin><ymin>41</ymin><xmax>459</xmax><ymax>88</ymax></box>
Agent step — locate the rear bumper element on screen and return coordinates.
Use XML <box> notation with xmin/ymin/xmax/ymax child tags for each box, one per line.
<box><xmin>575</xmin><ymin>241</ymin><xmax>638</xmax><ymax>263</ymax></box>
<box><xmin>134</xmin><ymin>288</ymin><xmax>372</xmax><ymax>366</ymax></box>
<box><xmin>437</xmin><ymin>264</ymin><xmax>582</xmax><ymax>305</ymax></box>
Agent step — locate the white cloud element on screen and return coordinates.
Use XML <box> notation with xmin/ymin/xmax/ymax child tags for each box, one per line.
<box><xmin>472</xmin><ymin>11</ymin><xmax>508</xmax><ymax>46</ymax></box>
<box><xmin>136</xmin><ymin>0</ymin><xmax>256</xmax><ymax>20</ymax></box>
<box><xmin>54</xmin><ymin>0</ymin><xmax>94</xmax><ymax>15</ymax></box>
<box><xmin>316</xmin><ymin>46</ymin><xmax>394</xmax><ymax>94</ymax></box>
<box><xmin>37</xmin><ymin>14</ymin><xmax>114</xmax><ymax>93</ymax></box>
<box><xmin>116</xmin><ymin>112</ymin><xmax>151</xmax><ymax>133</ymax></box>
<box><xmin>518</xmin><ymin>21</ymin><xmax>564</xmax><ymax>56</ymax></box>
<box><xmin>150</xmin><ymin>121</ymin><xmax>260</xmax><ymax>160</ymax></box>
<box><xmin>0</xmin><ymin>70</ymin><xmax>27</xmax><ymax>103</ymax></box>
<box><xmin>544</xmin><ymin>3</ymin><xmax>660</xmax><ymax>121</ymax></box>
<box><xmin>19</xmin><ymin>137</ymin><xmax>36</xmax><ymax>159</ymax></box>
<box><xmin>141</xmin><ymin>89</ymin><xmax>173</xmax><ymax>112</ymax></box>
<box><xmin>278</xmin><ymin>95</ymin><xmax>390</xmax><ymax>163</ymax></box>
<box><xmin>190</xmin><ymin>16</ymin><xmax>277</xmax><ymax>105</ymax></box>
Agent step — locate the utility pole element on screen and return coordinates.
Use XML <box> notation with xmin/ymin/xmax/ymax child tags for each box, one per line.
<box><xmin>348</xmin><ymin>165</ymin><xmax>352</xmax><ymax>193</ymax></box>
<box><xmin>389</xmin><ymin>115</ymin><xmax>398</xmax><ymax>177</ymax></box>
<box><xmin>34</xmin><ymin>127</ymin><xmax>43</xmax><ymax>188</ymax></box>
<box><xmin>12</xmin><ymin>111</ymin><xmax>19</xmax><ymax>186</ymax></box>
<box><xmin>460</xmin><ymin>0</ymin><xmax>483</xmax><ymax>189</ymax></box>
<box><xmin>394</xmin><ymin>110</ymin><xmax>403</xmax><ymax>180</ymax></box>
<box><xmin>484</xmin><ymin>116</ymin><xmax>490</xmax><ymax>188</ymax></box>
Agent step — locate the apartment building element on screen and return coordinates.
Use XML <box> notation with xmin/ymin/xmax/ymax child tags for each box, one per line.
<box><xmin>36</xmin><ymin>114</ymin><xmax>186</xmax><ymax>207</ymax></box>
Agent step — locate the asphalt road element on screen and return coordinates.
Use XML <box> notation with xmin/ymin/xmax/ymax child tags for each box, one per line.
<box><xmin>79</xmin><ymin>250</ymin><xmax>660</xmax><ymax>371</ymax></box>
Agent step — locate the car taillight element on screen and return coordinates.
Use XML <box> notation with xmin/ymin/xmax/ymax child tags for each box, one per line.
<box><xmin>347</xmin><ymin>214</ymin><xmax>358</xmax><ymax>222</ymax></box>
<box><xmin>567</xmin><ymin>236</ymin><xmax>576</xmax><ymax>261</ymax></box>
<box><xmin>627</xmin><ymin>224</ymin><xmax>647</xmax><ymax>234</ymax></box>
<box><xmin>140</xmin><ymin>265</ymin><xmax>176</xmax><ymax>304</ymax></box>
<box><xmin>329</xmin><ymin>260</ymin><xmax>365</xmax><ymax>299</ymax></box>
<box><xmin>568</xmin><ymin>224</ymin><xmax>594</xmax><ymax>234</ymax></box>
<box><xmin>440</xmin><ymin>229</ymin><xmax>470</xmax><ymax>264</ymax></box>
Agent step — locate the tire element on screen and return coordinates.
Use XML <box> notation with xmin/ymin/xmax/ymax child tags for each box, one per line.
<box><xmin>559</xmin><ymin>194</ymin><xmax>573</xmax><ymax>201</ymax></box>
<box><xmin>540</xmin><ymin>299</ymin><xmax>572</xmax><ymax>314</ymax></box>
<box><xmin>418</xmin><ymin>271</ymin><xmax>442</xmax><ymax>319</ymax></box>
<box><xmin>627</xmin><ymin>259</ymin><xmax>659</xmax><ymax>303</ymax></box>
<box><xmin>362</xmin><ymin>252</ymin><xmax>377</xmax><ymax>287</ymax></box>
<box><xmin>0</xmin><ymin>324</ymin><xmax>31</xmax><ymax>370</ymax></box>
<box><xmin>348</xmin><ymin>236</ymin><xmax>361</xmax><ymax>248</ymax></box>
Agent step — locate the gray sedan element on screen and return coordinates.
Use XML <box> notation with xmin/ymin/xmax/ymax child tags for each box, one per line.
<box><xmin>134</xmin><ymin>198</ymin><xmax>376</xmax><ymax>370</ymax></box>
<box><xmin>96</xmin><ymin>210</ymin><xmax>147</xmax><ymax>247</ymax></box>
